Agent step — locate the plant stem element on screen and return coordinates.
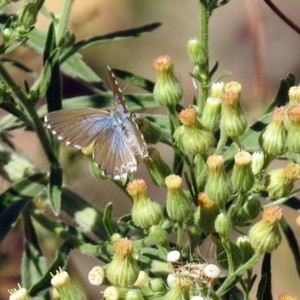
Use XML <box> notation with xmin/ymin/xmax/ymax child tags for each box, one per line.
<box><xmin>168</xmin><ymin>104</ymin><xmax>180</xmax><ymax>129</ymax></box>
<box><xmin>0</xmin><ymin>60</ymin><xmax>58</xmax><ymax>164</ymax></box>
<box><xmin>176</xmin><ymin>221</ymin><xmax>184</xmax><ymax>248</ymax></box>
<box><xmin>56</xmin><ymin>0</ymin><xmax>74</xmax><ymax>44</ymax></box>
<box><xmin>216</xmin><ymin>251</ymin><xmax>261</xmax><ymax>296</ymax></box>
<box><xmin>199</xmin><ymin>0</ymin><xmax>210</xmax><ymax>112</ymax></box>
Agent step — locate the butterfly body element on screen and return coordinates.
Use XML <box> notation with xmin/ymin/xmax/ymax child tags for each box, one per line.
<box><xmin>45</xmin><ymin>67</ymin><xmax>148</xmax><ymax>179</ymax></box>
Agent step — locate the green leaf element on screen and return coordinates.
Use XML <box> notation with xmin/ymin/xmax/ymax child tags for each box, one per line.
<box><xmin>103</xmin><ymin>202</ymin><xmax>115</xmax><ymax>238</ymax></box>
<box><xmin>60</xmin><ymin>22</ymin><xmax>162</xmax><ymax>61</ymax></box>
<box><xmin>256</xmin><ymin>273</ymin><xmax>267</xmax><ymax>300</ymax></box>
<box><xmin>22</xmin><ymin>210</ymin><xmax>48</xmax><ymax>297</ymax></box>
<box><xmin>111</xmin><ymin>69</ymin><xmax>155</xmax><ymax>93</ymax></box>
<box><xmin>2</xmin><ymin>57</ymin><xmax>36</xmax><ymax>76</ymax></box>
<box><xmin>280</xmin><ymin>217</ymin><xmax>300</xmax><ymax>277</ymax></box>
<box><xmin>0</xmin><ymin>198</ymin><xmax>31</xmax><ymax>243</ymax></box>
<box><xmin>48</xmin><ymin>164</ymin><xmax>62</xmax><ymax>215</ymax></box>
<box><xmin>28</xmin><ymin>241</ymin><xmax>73</xmax><ymax>296</ymax></box>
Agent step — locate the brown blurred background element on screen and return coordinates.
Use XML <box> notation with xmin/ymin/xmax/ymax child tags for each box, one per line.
<box><xmin>1</xmin><ymin>0</ymin><xmax>300</xmax><ymax>299</ymax></box>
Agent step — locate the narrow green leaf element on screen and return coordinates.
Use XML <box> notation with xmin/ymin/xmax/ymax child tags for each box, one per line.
<box><xmin>2</xmin><ymin>57</ymin><xmax>36</xmax><ymax>76</ymax></box>
<box><xmin>208</xmin><ymin>60</ymin><xmax>219</xmax><ymax>78</ymax></box>
<box><xmin>103</xmin><ymin>202</ymin><xmax>115</xmax><ymax>238</ymax></box>
<box><xmin>48</xmin><ymin>165</ymin><xmax>62</xmax><ymax>215</ymax></box>
<box><xmin>0</xmin><ymin>198</ymin><xmax>31</xmax><ymax>243</ymax></box>
<box><xmin>111</xmin><ymin>69</ymin><xmax>155</xmax><ymax>93</ymax></box>
<box><xmin>256</xmin><ymin>273</ymin><xmax>267</xmax><ymax>300</ymax></box>
<box><xmin>28</xmin><ymin>241</ymin><xmax>73</xmax><ymax>296</ymax></box>
<box><xmin>259</xmin><ymin>253</ymin><xmax>272</xmax><ymax>300</ymax></box>
<box><xmin>61</xmin><ymin>22</ymin><xmax>162</xmax><ymax>61</ymax></box>
<box><xmin>280</xmin><ymin>217</ymin><xmax>300</xmax><ymax>277</ymax></box>
<box><xmin>22</xmin><ymin>210</ymin><xmax>48</xmax><ymax>294</ymax></box>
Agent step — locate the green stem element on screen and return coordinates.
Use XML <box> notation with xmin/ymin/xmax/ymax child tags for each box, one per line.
<box><xmin>199</xmin><ymin>0</ymin><xmax>210</xmax><ymax>112</ymax></box>
<box><xmin>176</xmin><ymin>221</ymin><xmax>184</xmax><ymax>248</ymax></box>
<box><xmin>168</xmin><ymin>104</ymin><xmax>180</xmax><ymax>129</ymax></box>
<box><xmin>56</xmin><ymin>0</ymin><xmax>74</xmax><ymax>44</ymax></box>
<box><xmin>222</xmin><ymin>237</ymin><xmax>235</xmax><ymax>274</ymax></box>
<box><xmin>216</xmin><ymin>251</ymin><xmax>261</xmax><ymax>296</ymax></box>
<box><xmin>0</xmin><ymin>60</ymin><xmax>58</xmax><ymax>164</ymax></box>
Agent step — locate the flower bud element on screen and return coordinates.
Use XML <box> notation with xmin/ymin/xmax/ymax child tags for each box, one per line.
<box><xmin>251</xmin><ymin>151</ymin><xmax>265</xmax><ymax>176</ymax></box>
<box><xmin>220</xmin><ymin>83</ymin><xmax>247</xmax><ymax>139</ymax></box>
<box><xmin>149</xmin><ymin>278</ymin><xmax>167</xmax><ymax>293</ymax></box>
<box><xmin>201</xmin><ymin>96</ymin><xmax>222</xmax><ymax>132</ymax></box>
<box><xmin>187</xmin><ymin>38</ymin><xmax>206</xmax><ymax>66</ymax></box>
<box><xmin>164</xmin><ymin>277</ymin><xmax>192</xmax><ymax>300</ymax></box>
<box><xmin>288</xmin><ymin>86</ymin><xmax>300</xmax><ymax>105</ymax></box>
<box><xmin>231</xmin><ymin>151</ymin><xmax>255</xmax><ymax>192</ymax></box>
<box><xmin>174</xmin><ymin>108</ymin><xmax>214</xmax><ymax>155</ymax></box>
<box><xmin>8</xmin><ymin>285</ymin><xmax>30</xmax><ymax>300</ymax></box>
<box><xmin>2</xmin><ymin>28</ymin><xmax>13</xmax><ymax>44</ymax></box>
<box><xmin>135</xmin><ymin>117</ymin><xmax>162</xmax><ymax>144</ymax></box>
<box><xmin>153</xmin><ymin>55</ymin><xmax>183</xmax><ymax>107</ymax></box>
<box><xmin>205</xmin><ymin>155</ymin><xmax>233</xmax><ymax>209</ymax></box>
<box><xmin>278</xmin><ymin>292</ymin><xmax>297</xmax><ymax>300</ymax></box>
<box><xmin>214</xmin><ymin>213</ymin><xmax>232</xmax><ymax>236</ymax></box>
<box><xmin>260</xmin><ymin>107</ymin><xmax>287</xmax><ymax>156</ymax></box>
<box><xmin>194</xmin><ymin>193</ymin><xmax>219</xmax><ymax>233</ymax></box>
<box><xmin>88</xmin><ymin>266</ymin><xmax>105</xmax><ymax>286</ymax></box>
<box><xmin>249</xmin><ymin>206</ymin><xmax>282</xmax><ymax>253</ymax></box>
<box><xmin>127</xmin><ymin>179</ymin><xmax>163</xmax><ymax>229</ymax></box>
<box><xmin>106</xmin><ymin>238</ymin><xmax>139</xmax><ymax>287</ymax></box>
<box><xmin>133</xmin><ymin>271</ymin><xmax>152</xmax><ymax>296</ymax></box>
<box><xmin>235</xmin><ymin>197</ymin><xmax>261</xmax><ymax>224</ymax></box>
<box><xmin>286</xmin><ymin>105</ymin><xmax>300</xmax><ymax>153</ymax></box>
<box><xmin>51</xmin><ymin>269</ymin><xmax>85</xmax><ymax>300</ymax></box>
<box><xmin>165</xmin><ymin>175</ymin><xmax>193</xmax><ymax>222</ymax></box>
<box><xmin>149</xmin><ymin>225</ymin><xmax>169</xmax><ymax>247</ymax></box>
<box><xmin>126</xmin><ymin>289</ymin><xmax>143</xmax><ymax>300</ymax></box>
<box><xmin>236</xmin><ymin>235</ymin><xmax>254</xmax><ymax>264</ymax></box>
<box><xmin>265</xmin><ymin>162</ymin><xmax>300</xmax><ymax>198</ymax></box>
<box><xmin>211</xmin><ymin>81</ymin><xmax>225</xmax><ymax>99</ymax></box>
<box><xmin>143</xmin><ymin>147</ymin><xmax>171</xmax><ymax>187</ymax></box>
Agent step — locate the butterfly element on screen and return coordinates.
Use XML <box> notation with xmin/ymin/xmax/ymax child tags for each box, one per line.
<box><xmin>44</xmin><ymin>66</ymin><xmax>149</xmax><ymax>180</ymax></box>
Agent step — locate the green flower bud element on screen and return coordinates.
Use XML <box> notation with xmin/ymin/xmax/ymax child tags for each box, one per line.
<box><xmin>164</xmin><ymin>277</ymin><xmax>192</xmax><ymax>300</ymax></box>
<box><xmin>288</xmin><ymin>86</ymin><xmax>300</xmax><ymax>105</ymax></box>
<box><xmin>143</xmin><ymin>147</ymin><xmax>172</xmax><ymax>187</ymax></box>
<box><xmin>8</xmin><ymin>285</ymin><xmax>31</xmax><ymax>300</ymax></box>
<box><xmin>236</xmin><ymin>236</ymin><xmax>254</xmax><ymax>264</ymax></box>
<box><xmin>153</xmin><ymin>55</ymin><xmax>183</xmax><ymax>107</ymax></box>
<box><xmin>265</xmin><ymin>162</ymin><xmax>300</xmax><ymax>198</ymax></box>
<box><xmin>231</xmin><ymin>151</ymin><xmax>255</xmax><ymax>192</ymax></box>
<box><xmin>149</xmin><ymin>225</ymin><xmax>169</xmax><ymax>247</ymax></box>
<box><xmin>249</xmin><ymin>206</ymin><xmax>282</xmax><ymax>254</ymax></box>
<box><xmin>286</xmin><ymin>105</ymin><xmax>300</xmax><ymax>153</ymax></box>
<box><xmin>205</xmin><ymin>155</ymin><xmax>233</xmax><ymax>209</ymax></box>
<box><xmin>187</xmin><ymin>38</ymin><xmax>206</xmax><ymax>66</ymax></box>
<box><xmin>149</xmin><ymin>278</ymin><xmax>167</xmax><ymax>293</ymax></box>
<box><xmin>19</xmin><ymin>3</ymin><xmax>38</xmax><ymax>28</ymax></box>
<box><xmin>126</xmin><ymin>289</ymin><xmax>143</xmax><ymax>300</ymax></box>
<box><xmin>235</xmin><ymin>197</ymin><xmax>261</xmax><ymax>225</ymax></box>
<box><xmin>1</xmin><ymin>28</ymin><xmax>13</xmax><ymax>43</ymax></box>
<box><xmin>214</xmin><ymin>213</ymin><xmax>232</xmax><ymax>236</ymax></box>
<box><xmin>201</xmin><ymin>96</ymin><xmax>222</xmax><ymax>132</ymax></box>
<box><xmin>51</xmin><ymin>269</ymin><xmax>85</xmax><ymax>300</ymax></box>
<box><xmin>133</xmin><ymin>271</ymin><xmax>152</xmax><ymax>296</ymax></box>
<box><xmin>211</xmin><ymin>81</ymin><xmax>225</xmax><ymax>99</ymax></box>
<box><xmin>174</xmin><ymin>108</ymin><xmax>214</xmax><ymax>155</ymax></box>
<box><xmin>251</xmin><ymin>151</ymin><xmax>265</xmax><ymax>176</ymax></box>
<box><xmin>106</xmin><ymin>238</ymin><xmax>139</xmax><ymax>287</ymax></box>
<box><xmin>220</xmin><ymin>88</ymin><xmax>247</xmax><ymax>140</ymax></box>
<box><xmin>260</xmin><ymin>106</ymin><xmax>287</xmax><ymax>156</ymax></box>
<box><xmin>165</xmin><ymin>175</ymin><xmax>193</xmax><ymax>222</ymax></box>
<box><xmin>111</xmin><ymin>233</ymin><xmax>123</xmax><ymax>242</ymax></box>
<box><xmin>194</xmin><ymin>193</ymin><xmax>219</xmax><ymax>233</ymax></box>
<box><xmin>127</xmin><ymin>179</ymin><xmax>163</xmax><ymax>229</ymax></box>
<box><xmin>135</xmin><ymin>117</ymin><xmax>162</xmax><ymax>144</ymax></box>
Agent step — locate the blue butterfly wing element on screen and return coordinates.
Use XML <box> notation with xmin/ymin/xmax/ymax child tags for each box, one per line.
<box><xmin>93</xmin><ymin>122</ymin><xmax>137</xmax><ymax>179</ymax></box>
<box><xmin>45</xmin><ymin>108</ymin><xmax>111</xmax><ymax>149</ymax></box>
